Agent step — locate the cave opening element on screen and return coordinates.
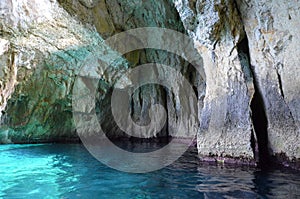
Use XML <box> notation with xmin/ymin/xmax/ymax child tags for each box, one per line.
<box><xmin>237</xmin><ymin>36</ymin><xmax>271</xmax><ymax>168</ymax></box>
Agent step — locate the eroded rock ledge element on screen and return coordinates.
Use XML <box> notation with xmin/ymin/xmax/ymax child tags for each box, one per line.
<box><xmin>0</xmin><ymin>0</ymin><xmax>299</xmax><ymax>168</ymax></box>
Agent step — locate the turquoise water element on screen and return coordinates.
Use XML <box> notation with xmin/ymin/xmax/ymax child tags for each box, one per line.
<box><xmin>0</xmin><ymin>144</ymin><xmax>299</xmax><ymax>198</ymax></box>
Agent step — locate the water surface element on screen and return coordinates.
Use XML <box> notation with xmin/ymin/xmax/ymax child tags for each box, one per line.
<box><xmin>0</xmin><ymin>144</ymin><xmax>299</xmax><ymax>198</ymax></box>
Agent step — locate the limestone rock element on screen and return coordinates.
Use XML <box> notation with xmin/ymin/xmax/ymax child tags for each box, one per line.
<box><xmin>0</xmin><ymin>39</ymin><xmax>17</xmax><ymax>119</ymax></box>
<box><xmin>174</xmin><ymin>0</ymin><xmax>255</xmax><ymax>159</ymax></box>
<box><xmin>237</xmin><ymin>0</ymin><xmax>300</xmax><ymax>160</ymax></box>
<box><xmin>0</xmin><ymin>0</ymin><xmax>202</xmax><ymax>143</ymax></box>
<box><xmin>59</xmin><ymin>0</ymin><xmax>203</xmax><ymax>138</ymax></box>
<box><xmin>0</xmin><ymin>0</ymin><xmax>299</xmax><ymax>166</ymax></box>
<box><xmin>0</xmin><ymin>0</ymin><xmax>127</xmax><ymax>143</ymax></box>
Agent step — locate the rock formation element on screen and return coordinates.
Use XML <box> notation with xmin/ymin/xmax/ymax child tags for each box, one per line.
<box><xmin>174</xmin><ymin>0</ymin><xmax>255</xmax><ymax>160</ymax></box>
<box><xmin>0</xmin><ymin>0</ymin><xmax>202</xmax><ymax>142</ymax></box>
<box><xmin>237</xmin><ymin>0</ymin><xmax>300</xmax><ymax>163</ymax></box>
<box><xmin>0</xmin><ymin>0</ymin><xmax>299</xmax><ymax>167</ymax></box>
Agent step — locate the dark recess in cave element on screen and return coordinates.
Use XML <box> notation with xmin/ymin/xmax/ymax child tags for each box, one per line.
<box><xmin>237</xmin><ymin>36</ymin><xmax>271</xmax><ymax>168</ymax></box>
<box><xmin>250</xmin><ymin>82</ymin><xmax>271</xmax><ymax>168</ymax></box>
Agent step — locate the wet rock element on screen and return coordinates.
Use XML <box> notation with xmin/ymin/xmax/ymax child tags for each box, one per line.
<box><xmin>0</xmin><ymin>0</ymin><xmax>127</xmax><ymax>143</ymax></box>
<box><xmin>0</xmin><ymin>0</ymin><xmax>299</xmax><ymax>167</ymax></box>
<box><xmin>0</xmin><ymin>0</ymin><xmax>203</xmax><ymax>142</ymax></box>
<box><xmin>0</xmin><ymin>39</ymin><xmax>17</xmax><ymax>120</ymax></box>
<box><xmin>174</xmin><ymin>0</ymin><xmax>254</xmax><ymax>159</ymax></box>
<box><xmin>237</xmin><ymin>0</ymin><xmax>300</xmax><ymax>160</ymax></box>
<box><xmin>58</xmin><ymin>0</ymin><xmax>204</xmax><ymax>139</ymax></box>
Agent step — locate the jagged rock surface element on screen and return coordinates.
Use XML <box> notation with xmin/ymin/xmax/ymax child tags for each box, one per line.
<box><xmin>174</xmin><ymin>0</ymin><xmax>300</xmax><ymax>163</ymax></box>
<box><xmin>174</xmin><ymin>0</ymin><xmax>255</xmax><ymax>159</ymax></box>
<box><xmin>237</xmin><ymin>0</ymin><xmax>300</xmax><ymax>160</ymax></box>
<box><xmin>0</xmin><ymin>0</ymin><xmax>125</xmax><ymax>143</ymax></box>
<box><xmin>58</xmin><ymin>0</ymin><xmax>203</xmax><ymax>138</ymax></box>
<box><xmin>0</xmin><ymin>0</ymin><xmax>299</xmax><ymax>165</ymax></box>
<box><xmin>0</xmin><ymin>0</ymin><xmax>202</xmax><ymax>143</ymax></box>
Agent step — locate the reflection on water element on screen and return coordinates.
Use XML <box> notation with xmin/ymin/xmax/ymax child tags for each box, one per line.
<box><xmin>0</xmin><ymin>144</ymin><xmax>299</xmax><ymax>198</ymax></box>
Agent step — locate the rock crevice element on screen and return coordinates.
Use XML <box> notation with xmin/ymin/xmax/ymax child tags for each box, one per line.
<box><xmin>236</xmin><ymin>0</ymin><xmax>300</xmax><ymax>165</ymax></box>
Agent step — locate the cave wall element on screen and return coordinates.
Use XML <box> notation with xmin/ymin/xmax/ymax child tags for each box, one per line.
<box><xmin>0</xmin><ymin>0</ymin><xmax>122</xmax><ymax>142</ymax></box>
<box><xmin>173</xmin><ymin>0</ymin><xmax>255</xmax><ymax>159</ymax></box>
<box><xmin>59</xmin><ymin>0</ymin><xmax>203</xmax><ymax>139</ymax></box>
<box><xmin>0</xmin><ymin>0</ymin><xmax>299</xmax><ymax>164</ymax></box>
<box><xmin>174</xmin><ymin>0</ymin><xmax>300</xmax><ymax>163</ymax></box>
<box><xmin>0</xmin><ymin>0</ymin><xmax>203</xmax><ymax>142</ymax></box>
<box><xmin>237</xmin><ymin>0</ymin><xmax>300</xmax><ymax>160</ymax></box>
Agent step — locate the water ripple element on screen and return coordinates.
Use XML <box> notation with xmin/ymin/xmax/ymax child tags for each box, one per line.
<box><xmin>0</xmin><ymin>144</ymin><xmax>299</xmax><ymax>198</ymax></box>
